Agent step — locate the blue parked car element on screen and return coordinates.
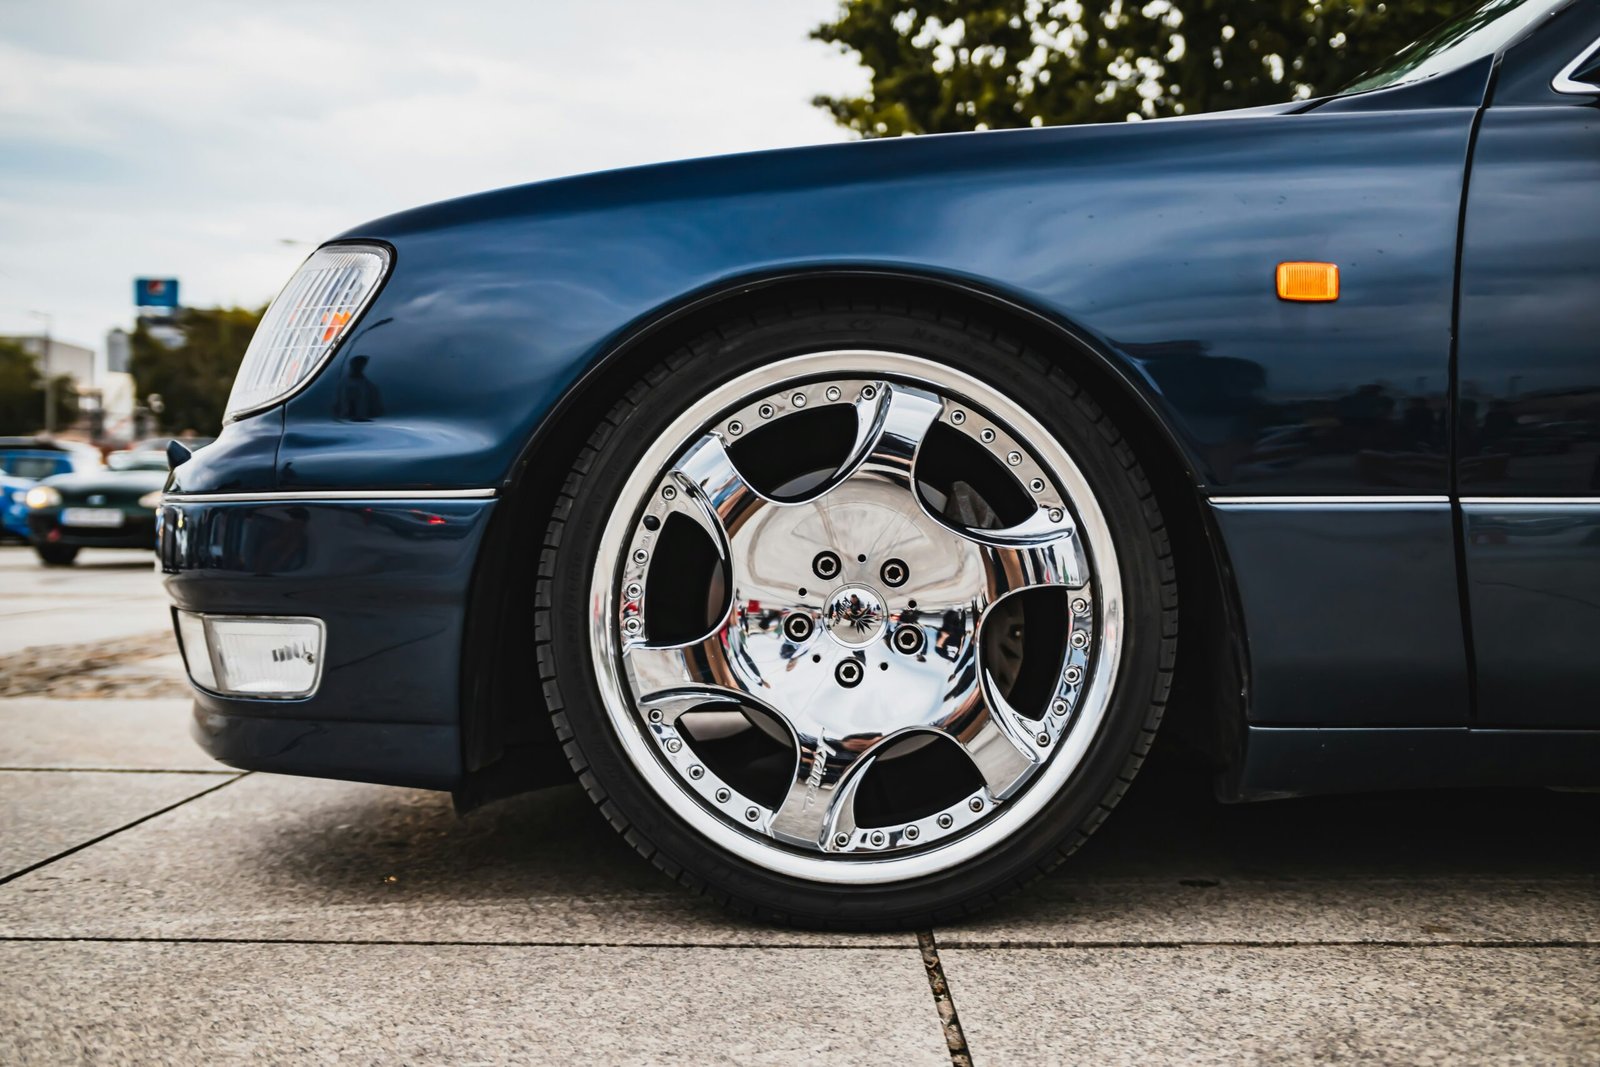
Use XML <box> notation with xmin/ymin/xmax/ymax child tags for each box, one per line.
<box><xmin>0</xmin><ymin>441</ymin><xmax>95</xmax><ymax>542</ymax></box>
<box><xmin>160</xmin><ymin>0</ymin><xmax>1600</xmax><ymax>925</ymax></box>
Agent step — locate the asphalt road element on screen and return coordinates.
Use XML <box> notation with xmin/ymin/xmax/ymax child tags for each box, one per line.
<box><xmin>1</xmin><ymin>543</ymin><xmax>1597</xmax><ymax>1064</ymax></box>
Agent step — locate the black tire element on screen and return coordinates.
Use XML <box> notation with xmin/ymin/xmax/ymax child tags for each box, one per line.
<box><xmin>535</xmin><ymin>300</ymin><xmax>1177</xmax><ymax>927</ymax></box>
<box><xmin>35</xmin><ymin>543</ymin><xmax>80</xmax><ymax>567</ymax></box>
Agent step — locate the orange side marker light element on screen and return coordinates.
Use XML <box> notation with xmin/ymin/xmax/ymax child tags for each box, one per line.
<box><xmin>1276</xmin><ymin>262</ymin><xmax>1340</xmax><ymax>302</ymax></box>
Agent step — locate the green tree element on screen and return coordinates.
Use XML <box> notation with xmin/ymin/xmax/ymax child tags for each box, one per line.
<box><xmin>129</xmin><ymin>306</ymin><xmax>264</xmax><ymax>434</ymax></box>
<box><xmin>813</xmin><ymin>0</ymin><xmax>1472</xmax><ymax>136</ymax></box>
<box><xmin>0</xmin><ymin>338</ymin><xmax>77</xmax><ymax>435</ymax></box>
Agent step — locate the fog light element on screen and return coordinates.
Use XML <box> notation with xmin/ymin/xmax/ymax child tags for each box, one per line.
<box><xmin>174</xmin><ymin>611</ymin><xmax>324</xmax><ymax>698</ymax></box>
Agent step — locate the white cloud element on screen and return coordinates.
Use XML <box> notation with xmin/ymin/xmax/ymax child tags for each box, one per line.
<box><xmin>0</xmin><ymin>0</ymin><xmax>865</xmax><ymax>356</ymax></box>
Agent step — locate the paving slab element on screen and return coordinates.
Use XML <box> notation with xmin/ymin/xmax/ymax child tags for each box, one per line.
<box><xmin>0</xmin><ymin>546</ymin><xmax>170</xmax><ymax>653</ymax></box>
<box><xmin>0</xmin><ymin>774</ymin><xmax>911</xmax><ymax>947</ymax></box>
<box><xmin>0</xmin><ymin>770</ymin><xmax>234</xmax><ymax>879</ymax></box>
<box><xmin>940</xmin><ymin>756</ymin><xmax>1600</xmax><ymax>947</ymax></box>
<box><xmin>0</xmin><ymin>940</ymin><xmax>947</xmax><ymax>1065</ymax></box>
<box><xmin>942</xmin><ymin>945</ymin><xmax>1600</xmax><ymax>1064</ymax></box>
<box><xmin>0</xmin><ymin>699</ymin><xmax>214</xmax><ymax>771</ymax></box>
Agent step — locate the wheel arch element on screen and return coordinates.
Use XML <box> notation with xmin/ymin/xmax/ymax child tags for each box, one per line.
<box><xmin>454</xmin><ymin>268</ymin><xmax>1249</xmax><ymax>806</ymax></box>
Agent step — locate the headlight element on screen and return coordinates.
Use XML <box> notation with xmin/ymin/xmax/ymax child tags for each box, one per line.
<box><xmin>138</xmin><ymin>490</ymin><xmax>164</xmax><ymax>509</ymax></box>
<box><xmin>224</xmin><ymin>243</ymin><xmax>391</xmax><ymax>420</ymax></box>
<box><xmin>24</xmin><ymin>486</ymin><xmax>61</xmax><ymax>510</ymax></box>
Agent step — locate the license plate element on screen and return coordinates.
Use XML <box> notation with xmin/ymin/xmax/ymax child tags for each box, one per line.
<box><xmin>60</xmin><ymin>507</ymin><xmax>125</xmax><ymax>528</ymax></box>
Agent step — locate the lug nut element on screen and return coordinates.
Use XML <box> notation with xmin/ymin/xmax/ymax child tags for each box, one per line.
<box><xmin>835</xmin><ymin>659</ymin><xmax>864</xmax><ymax>688</ymax></box>
<box><xmin>1029</xmin><ymin>478</ymin><xmax>1045</xmax><ymax>493</ymax></box>
<box><xmin>1052</xmin><ymin>699</ymin><xmax>1068</xmax><ymax>715</ymax></box>
<box><xmin>1065</xmin><ymin>666</ymin><xmax>1083</xmax><ymax>684</ymax></box>
<box><xmin>625</xmin><ymin>582</ymin><xmax>642</xmax><ymax>599</ymax></box>
<box><xmin>980</xmin><ymin>428</ymin><xmax>996</xmax><ymax>443</ymax></box>
<box><xmin>715</xmin><ymin>788</ymin><xmax>731</xmax><ymax>803</ymax></box>
<box><xmin>904</xmin><ymin>825</ymin><xmax>920</xmax><ymax>841</ymax></box>
<box><xmin>870</xmin><ymin>830</ymin><xmax>886</xmax><ymax>847</ymax></box>
<box><xmin>833</xmin><ymin>832</ymin><xmax>850</xmax><ymax>848</ymax></box>
<box><xmin>860</xmin><ymin>385</ymin><xmax>877</xmax><ymax>400</ymax></box>
<box><xmin>791</xmin><ymin>392</ymin><xmax>808</xmax><ymax>408</ymax></box>
<box><xmin>812</xmin><ymin>551</ymin><xmax>842</xmax><ymax>580</ymax></box>
<box><xmin>1070</xmin><ymin>630</ymin><xmax>1088</xmax><ymax>649</ymax></box>
<box><xmin>783</xmin><ymin>613</ymin><xmax>814</xmax><ymax>642</ymax></box>
<box><xmin>1006</xmin><ymin>451</ymin><xmax>1022</xmax><ymax>466</ymax></box>
<box><xmin>1036</xmin><ymin>732</ymin><xmax>1050</xmax><ymax>747</ymax></box>
<box><xmin>647</xmin><ymin>708</ymin><xmax>663</xmax><ymax>723</ymax></box>
<box><xmin>1072</xmin><ymin>597</ymin><xmax>1089</xmax><ymax>615</ymax></box>
<box><xmin>758</xmin><ymin>403</ymin><xmax>774</xmax><ymax>419</ymax></box>
<box><xmin>937</xmin><ymin>813</ymin><xmax>954</xmax><ymax>829</ymax></box>
<box><xmin>880</xmin><ymin>558</ymin><xmax>909</xmax><ymax>587</ymax></box>
<box><xmin>727</xmin><ymin>420</ymin><xmax>743</xmax><ymax>435</ymax></box>
<box><xmin>661</xmin><ymin>484</ymin><xmax>677</xmax><ymax>500</ymax></box>
<box><xmin>950</xmin><ymin>409</ymin><xmax>966</xmax><ymax>424</ymax></box>
<box><xmin>892</xmin><ymin>626</ymin><xmax>924</xmax><ymax>655</ymax></box>
<box><xmin>826</xmin><ymin>386</ymin><xmax>842</xmax><ymax>402</ymax></box>
<box><xmin>688</xmin><ymin>765</ymin><xmax>704</xmax><ymax>780</ymax></box>
<box><xmin>623</xmin><ymin>617</ymin><xmax>642</xmax><ymax>635</ymax></box>
<box><xmin>632</xmin><ymin>548</ymin><xmax>648</xmax><ymax>563</ymax></box>
<box><xmin>666</xmin><ymin>738</ymin><xmax>682</xmax><ymax>753</ymax></box>
<box><xmin>745</xmin><ymin>806</ymin><xmax>760</xmax><ymax>822</ymax></box>
<box><xmin>968</xmin><ymin>797</ymin><xmax>985</xmax><ymax>813</ymax></box>
<box><xmin>1048</xmin><ymin>508</ymin><xmax>1064</xmax><ymax>523</ymax></box>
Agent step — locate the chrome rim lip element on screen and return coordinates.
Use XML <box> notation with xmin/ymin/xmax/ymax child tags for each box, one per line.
<box><xmin>586</xmin><ymin>350</ymin><xmax>1123</xmax><ymax>885</ymax></box>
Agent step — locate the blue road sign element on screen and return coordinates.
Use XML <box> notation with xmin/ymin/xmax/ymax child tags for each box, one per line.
<box><xmin>134</xmin><ymin>278</ymin><xmax>180</xmax><ymax>308</ymax></box>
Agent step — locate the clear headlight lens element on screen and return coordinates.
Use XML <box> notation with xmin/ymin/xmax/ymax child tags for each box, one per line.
<box><xmin>24</xmin><ymin>485</ymin><xmax>61</xmax><ymax>509</ymax></box>
<box><xmin>174</xmin><ymin>611</ymin><xmax>325</xmax><ymax>698</ymax></box>
<box><xmin>225</xmin><ymin>243</ymin><xmax>391</xmax><ymax>420</ymax></box>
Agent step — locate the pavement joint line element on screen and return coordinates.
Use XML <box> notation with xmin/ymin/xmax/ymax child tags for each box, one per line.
<box><xmin>932</xmin><ymin>937</ymin><xmax>1600</xmax><ymax>950</ymax></box>
<box><xmin>918</xmin><ymin>930</ymin><xmax>974</xmax><ymax>1067</ymax></box>
<box><xmin>0</xmin><ymin>766</ymin><xmax>235</xmax><ymax>775</ymax></box>
<box><xmin>0</xmin><ymin>773</ymin><xmax>248</xmax><ymax>889</ymax></box>
<box><xmin>0</xmin><ymin>935</ymin><xmax>921</xmax><ymax>950</ymax></box>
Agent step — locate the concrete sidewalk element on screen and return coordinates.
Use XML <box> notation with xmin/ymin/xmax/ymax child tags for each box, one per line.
<box><xmin>1</xmin><ymin>691</ymin><xmax>1596</xmax><ymax>1063</ymax></box>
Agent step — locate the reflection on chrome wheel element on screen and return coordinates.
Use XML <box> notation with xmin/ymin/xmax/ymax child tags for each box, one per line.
<box><xmin>539</xmin><ymin>305</ymin><xmax>1174</xmax><ymax>925</ymax></box>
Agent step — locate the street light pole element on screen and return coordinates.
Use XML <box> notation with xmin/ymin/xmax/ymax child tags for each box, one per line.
<box><xmin>28</xmin><ymin>310</ymin><xmax>53</xmax><ymax>434</ymax></box>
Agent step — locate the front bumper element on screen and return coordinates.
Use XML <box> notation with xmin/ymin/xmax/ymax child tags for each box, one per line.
<box><xmin>29</xmin><ymin>509</ymin><xmax>157</xmax><ymax>549</ymax></box>
<box><xmin>160</xmin><ymin>494</ymin><xmax>496</xmax><ymax>789</ymax></box>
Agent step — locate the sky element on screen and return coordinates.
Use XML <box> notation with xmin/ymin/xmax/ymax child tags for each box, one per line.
<box><xmin>0</xmin><ymin>0</ymin><xmax>864</xmax><ymax>359</ymax></box>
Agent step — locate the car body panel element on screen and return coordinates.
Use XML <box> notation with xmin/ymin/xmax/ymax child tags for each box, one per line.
<box><xmin>161</xmin><ymin>3</ymin><xmax>1600</xmax><ymax>797</ymax></box>
<box><xmin>0</xmin><ymin>447</ymin><xmax>87</xmax><ymax>539</ymax></box>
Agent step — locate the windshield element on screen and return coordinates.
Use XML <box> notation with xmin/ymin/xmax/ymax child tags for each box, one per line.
<box><xmin>1340</xmin><ymin>0</ymin><xmax>1568</xmax><ymax>95</ymax></box>
<box><xmin>0</xmin><ymin>453</ymin><xmax>67</xmax><ymax>480</ymax></box>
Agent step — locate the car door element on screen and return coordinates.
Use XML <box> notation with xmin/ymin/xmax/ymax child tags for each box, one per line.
<box><xmin>1456</xmin><ymin>4</ymin><xmax>1600</xmax><ymax>727</ymax></box>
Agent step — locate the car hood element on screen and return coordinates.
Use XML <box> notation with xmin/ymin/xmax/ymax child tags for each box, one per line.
<box><xmin>44</xmin><ymin>469</ymin><xmax>167</xmax><ymax>499</ymax></box>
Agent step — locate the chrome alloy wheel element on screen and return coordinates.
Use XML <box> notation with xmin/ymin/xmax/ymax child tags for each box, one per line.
<box><xmin>587</xmin><ymin>350</ymin><xmax>1122</xmax><ymax>884</ymax></box>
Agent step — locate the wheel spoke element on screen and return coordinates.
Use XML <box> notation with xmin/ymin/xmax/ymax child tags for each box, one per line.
<box><xmin>812</xmin><ymin>382</ymin><xmax>943</xmax><ymax>496</ymax></box>
<box><xmin>769</xmin><ymin>728</ymin><xmax>875</xmax><ymax>848</ymax></box>
<box><xmin>624</xmin><ymin>631</ymin><xmax>747</xmax><ymax>715</ymax></box>
<box><xmin>950</xmin><ymin>696</ymin><xmax>1042</xmax><ymax>801</ymax></box>
<box><xmin>671</xmin><ymin>431</ymin><xmax>765</xmax><ymax>549</ymax></box>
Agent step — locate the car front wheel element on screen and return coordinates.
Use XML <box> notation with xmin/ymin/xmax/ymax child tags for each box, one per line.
<box><xmin>536</xmin><ymin>301</ymin><xmax>1176</xmax><ymax>926</ymax></box>
<box><xmin>35</xmin><ymin>543</ymin><xmax>80</xmax><ymax>567</ymax></box>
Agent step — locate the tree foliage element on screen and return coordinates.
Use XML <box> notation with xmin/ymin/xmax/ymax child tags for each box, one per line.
<box><xmin>813</xmin><ymin>0</ymin><xmax>1473</xmax><ymax>136</ymax></box>
<box><xmin>0</xmin><ymin>338</ymin><xmax>78</xmax><ymax>436</ymax></box>
<box><xmin>129</xmin><ymin>306</ymin><xmax>264</xmax><ymax>434</ymax></box>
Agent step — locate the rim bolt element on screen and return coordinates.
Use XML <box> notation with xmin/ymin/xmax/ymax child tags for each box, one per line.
<box><xmin>728</xmin><ymin>420</ymin><xmax>743</xmax><ymax>435</ymax></box>
<box><xmin>791</xmin><ymin>392</ymin><xmax>808</xmax><ymax>408</ymax></box>
<box><xmin>625</xmin><ymin>582</ymin><xmax>642</xmax><ymax>599</ymax></box>
<box><xmin>893</xmin><ymin>626</ymin><xmax>923</xmax><ymax>655</ymax></box>
<box><xmin>665</xmin><ymin>738</ymin><xmax>682</xmax><ymax>753</ymax></box>
<box><xmin>783</xmin><ymin>613</ymin><xmax>814</xmax><ymax>642</ymax></box>
<box><xmin>1029</xmin><ymin>478</ymin><xmax>1045</xmax><ymax>493</ymax></box>
<box><xmin>1052</xmin><ymin>699</ymin><xmax>1068</xmax><ymax>715</ymax></box>
<box><xmin>812</xmin><ymin>551</ymin><xmax>842</xmax><ymax>580</ymax></box>
<box><xmin>1070</xmin><ymin>630</ymin><xmax>1089</xmax><ymax>649</ymax></box>
<box><xmin>870</xmin><ymin>830</ymin><xmax>886</xmax><ymax>847</ymax></box>
<box><xmin>950</xmin><ymin>409</ymin><xmax>966</xmax><ymax>424</ymax></box>
<box><xmin>968</xmin><ymin>797</ymin><xmax>985</xmax><ymax>813</ymax></box>
<box><xmin>688</xmin><ymin>765</ymin><xmax>704</xmax><ymax>779</ymax></box>
<box><xmin>632</xmin><ymin>548</ymin><xmax>648</xmax><ymax>563</ymax></box>
<box><xmin>1036</xmin><ymin>732</ymin><xmax>1050</xmax><ymax>747</ymax></box>
<box><xmin>647</xmin><ymin>708</ymin><xmax>663</xmax><ymax>723</ymax></box>
<box><xmin>826</xmin><ymin>386</ymin><xmax>842</xmax><ymax>402</ymax></box>
<box><xmin>745</xmin><ymin>806</ymin><xmax>760</xmax><ymax>822</ymax></box>
<box><xmin>880</xmin><ymin>558</ymin><xmax>909</xmax><ymax>587</ymax></box>
<box><xmin>904</xmin><ymin>825</ymin><xmax>920</xmax><ymax>841</ymax></box>
<box><xmin>623</xmin><ymin>617</ymin><xmax>642</xmax><ymax>635</ymax></box>
<box><xmin>938</xmin><ymin>814</ymin><xmax>954</xmax><ymax>829</ymax></box>
<box><xmin>1065</xmin><ymin>666</ymin><xmax>1083</xmax><ymax>684</ymax></box>
<box><xmin>835</xmin><ymin>659</ymin><xmax>864</xmax><ymax>688</ymax></box>
<box><xmin>833</xmin><ymin>832</ymin><xmax>850</xmax><ymax>848</ymax></box>
<box><xmin>715</xmin><ymin>788</ymin><xmax>731</xmax><ymax>803</ymax></box>
<box><xmin>1072</xmin><ymin>598</ymin><xmax>1089</xmax><ymax>615</ymax></box>
<box><xmin>1048</xmin><ymin>508</ymin><xmax>1064</xmax><ymax>523</ymax></box>
<box><xmin>758</xmin><ymin>403</ymin><xmax>774</xmax><ymax>419</ymax></box>
<box><xmin>1006</xmin><ymin>451</ymin><xmax>1022</xmax><ymax>466</ymax></box>
<box><xmin>661</xmin><ymin>485</ymin><xmax>677</xmax><ymax>500</ymax></box>
<box><xmin>980</xmin><ymin>428</ymin><xmax>996</xmax><ymax>443</ymax></box>
<box><xmin>860</xmin><ymin>385</ymin><xmax>877</xmax><ymax>400</ymax></box>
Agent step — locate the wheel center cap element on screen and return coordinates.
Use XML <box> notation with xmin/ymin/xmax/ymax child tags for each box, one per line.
<box><xmin>821</xmin><ymin>585</ymin><xmax>886</xmax><ymax>648</ymax></box>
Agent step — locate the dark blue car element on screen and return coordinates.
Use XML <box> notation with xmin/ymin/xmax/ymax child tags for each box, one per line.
<box><xmin>161</xmin><ymin>0</ymin><xmax>1600</xmax><ymax>926</ymax></box>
